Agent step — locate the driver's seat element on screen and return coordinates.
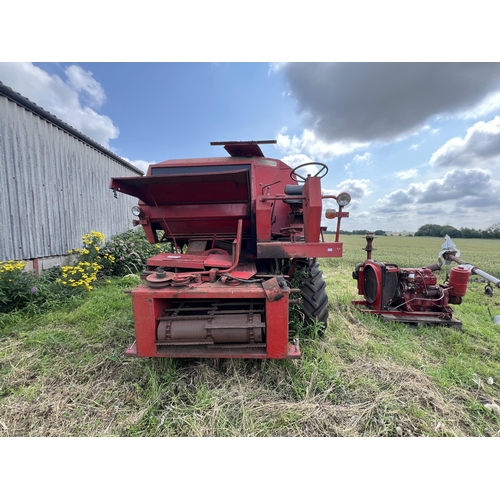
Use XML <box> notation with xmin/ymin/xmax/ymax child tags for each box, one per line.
<box><xmin>283</xmin><ymin>184</ymin><xmax>304</xmax><ymax>206</ymax></box>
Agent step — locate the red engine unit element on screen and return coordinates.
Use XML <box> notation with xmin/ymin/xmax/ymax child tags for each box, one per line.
<box><xmin>110</xmin><ymin>140</ymin><xmax>351</xmax><ymax>359</ymax></box>
<box><xmin>352</xmin><ymin>233</ymin><xmax>470</xmax><ymax>329</ymax></box>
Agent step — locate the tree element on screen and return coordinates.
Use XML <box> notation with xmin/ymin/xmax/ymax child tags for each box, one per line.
<box><xmin>460</xmin><ymin>227</ymin><xmax>482</xmax><ymax>239</ymax></box>
<box><xmin>415</xmin><ymin>224</ymin><xmax>461</xmax><ymax>237</ymax></box>
<box><xmin>482</xmin><ymin>223</ymin><xmax>500</xmax><ymax>239</ymax></box>
<box><xmin>439</xmin><ymin>225</ymin><xmax>462</xmax><ymax>238</ymax></box>
<box><xmin>415</xmin><ymin>224</ymin><xmax>443</xmax><ymax>237</ymax></box>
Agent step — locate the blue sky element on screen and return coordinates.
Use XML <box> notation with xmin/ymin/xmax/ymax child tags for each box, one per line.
<box><xmin>2</xmin><ymin>61</ymin><xmax>500</xmax><ymax>233</ymax></box>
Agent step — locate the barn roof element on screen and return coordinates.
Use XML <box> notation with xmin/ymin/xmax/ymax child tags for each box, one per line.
<box><xmin>0</xmin><ymin>80</ymin><xmax>143</xmax><ymax>176</ymax></box>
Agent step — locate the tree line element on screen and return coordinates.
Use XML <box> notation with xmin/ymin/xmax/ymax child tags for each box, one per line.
<box><xmin>325</xmin><ymin>224</ymin><xmax>500</xmax><ymax>239</ymax></box>
<box><xmin>414</xmin><ymin>223</ymin><xmax>500</xmax><ymax>239</ymax></box>
<box><xmin>326</xmin><ymin>230</ymin><xmax>388</xmax><ymax>235</ymax></box>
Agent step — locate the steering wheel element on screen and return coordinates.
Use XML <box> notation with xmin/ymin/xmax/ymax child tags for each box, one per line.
<box><xmin>290</xmin><ymin>162</ymin><xmax>329</xmax><ymax>182</ymax></box>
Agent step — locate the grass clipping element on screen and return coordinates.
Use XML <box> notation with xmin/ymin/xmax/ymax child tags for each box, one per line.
<box><xmin>2</xmin><ymin>301</ymin><xmax>496</xmax><ymax>437</ymax></box>
<box><xmin>1</xmin><ymin>252</ymin><xmax>500</xmax><ymax>437</ymax></box>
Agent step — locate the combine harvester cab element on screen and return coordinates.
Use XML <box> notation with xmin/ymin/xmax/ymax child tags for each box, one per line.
<box><xmin>110</xmin><ymin>140</ymin><xmax>351</xmax><ymax>359</ymax></box>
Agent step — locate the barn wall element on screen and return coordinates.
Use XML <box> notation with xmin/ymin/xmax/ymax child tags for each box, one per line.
<box><xmin>0</xmin><ymin>96</ymin><xmax>141</xmax><ymax>261</ymax></box>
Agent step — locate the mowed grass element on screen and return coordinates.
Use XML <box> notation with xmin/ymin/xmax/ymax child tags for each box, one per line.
<box><xmin>1</xmin><ymin>236</ymin><xmax>499</xmax><ymax>436</ymax></box>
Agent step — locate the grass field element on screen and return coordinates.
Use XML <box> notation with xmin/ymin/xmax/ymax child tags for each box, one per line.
<box><xmin>1</xmin><ymin>235</ymin><xmax>499</xmax><ymax>436</ymax></box>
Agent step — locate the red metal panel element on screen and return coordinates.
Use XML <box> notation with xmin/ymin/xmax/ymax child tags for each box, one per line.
<box><xmin>110</xmin><ymin>169</ymin><xmax>250</xmax><ymax>205</ymax></box>
<box><xmin>227</xmin><ymin>263</ymin><xmax>257</xmax><ymax>279</ymax></box>
<box><xmin>132</xmin><ymin>293</ymin><xmax>163</xmax><ymax>357</ymax></box>
<box><xmin>265</xmin><ymin>292</ymin><xmax>290</xmax><ymax>358</ymax></box>
<box><xmin>147</xmin><ymin>252</ymin><xmax>245</xmax><ymax>271</ymax></box>
<box><xmin>154</xmin><ymin>346</ymin><xmax>270</xmax><ymax>359</ymax></box>
<box><xmin>253</xmin><ymin>162</ymin><xmax>303</xmax><ymax>242</ymax></box>
<box><xmin>257</xmin><ymin>242</ymin><xmax>343</xmax><ymax>259</ymax></box>
<box><xmin>147</xmin><ymin>204</ymin><xmax>250</xmax><ymax>220</ymax></box>
<box><xmin>221</xmin><ymin>142</ymin><xmax>266</xmax><ymax>157</ymax></box>
<box><xmin>204</xmin><ymin>253</ymin><xmax>233</xmax><ymax>268</ymax></box>
<box><xmin>147</xmin><ymin>253</ymin><xmax>206</xmax><ymax>269</ymax></box>
<box><xmin>256</xmin><ymin>198</ymin><xmax>272</xmax><ymax>241</ymax></box>
<box><xmin>302</xmin><ymin>177</ymin><xmax>322</xmax><ymax>242</ymax></box>
<box><xmin>132</xmin><ymin>281</ymin><xmax>266</xmax><ymax>300</ymax></box>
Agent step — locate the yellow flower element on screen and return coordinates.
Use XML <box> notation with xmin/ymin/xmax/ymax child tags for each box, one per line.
<box><xmin>0</xmin><ymin>260</ymin><xmax>26</xmax><ymax>272</ymax></box>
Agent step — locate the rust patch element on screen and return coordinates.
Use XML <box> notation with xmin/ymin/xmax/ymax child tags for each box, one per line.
<box><xmin>262</xmin><ymin>277</ymin><xmax>284</xmax><ymax>302</ymax></box>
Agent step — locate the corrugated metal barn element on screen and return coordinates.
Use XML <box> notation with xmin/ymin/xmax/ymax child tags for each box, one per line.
<box><xmin>0</xmin><ymin>81</ymin><xmax>143</xmax><ymax>270</ymax></box>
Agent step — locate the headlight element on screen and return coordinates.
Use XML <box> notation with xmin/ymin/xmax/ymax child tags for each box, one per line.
<box><xmin>131</xmin><ymin>206</ymin><xmax>142</xmax><ymax>217</ymax></box>
<box><xmin>337</xmin><ymin>192</ymin><xmax>351</xmax><ymax>207</ymax></box>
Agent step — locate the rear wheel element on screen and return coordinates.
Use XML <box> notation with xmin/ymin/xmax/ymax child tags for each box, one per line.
<box><xmin>294</xmin><ymin>258</ymin><xmax>329</xmax><ymax>331</ymax></box>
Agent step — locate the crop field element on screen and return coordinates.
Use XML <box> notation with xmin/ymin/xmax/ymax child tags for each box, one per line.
<box><xmin>0</xmin><ymin>235</ymin><xmax>499</xmax><ymax>437</ymax></box>
<box><xmin>336</xmin><ymin>234</ymin><xmax>500</xmax><ymax>277</ymax></box>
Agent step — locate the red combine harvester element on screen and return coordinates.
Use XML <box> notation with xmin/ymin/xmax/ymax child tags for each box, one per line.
<box><xmin>110</xmin><ymin>140</ymin><xmax>351</xmax><ymax>359</ymax></box>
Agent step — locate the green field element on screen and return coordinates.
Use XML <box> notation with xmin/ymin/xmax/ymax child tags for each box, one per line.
<box><xmin>1</xmin><ymin>235</ymin><xmax>499</xmax><ymax>436</ymax></box>
<box><xmin>336</xmin><ymin>234</ymin><xmax>500</xmax><ymax>276</ymax></box>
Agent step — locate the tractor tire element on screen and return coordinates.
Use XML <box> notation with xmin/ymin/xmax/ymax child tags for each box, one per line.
<box><xmin>297</xmin><ymin>258</ymin><xmax>329</xmax><ymax>329</ymax></box>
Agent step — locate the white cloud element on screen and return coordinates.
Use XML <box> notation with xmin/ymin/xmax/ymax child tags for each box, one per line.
<box><xmin>280</xmin><ymin>153</ymin><xmax>332</xmax><ymax>179</ymax></box>
<box><xmin>410</xmin><ymin>144</ymin><xmax>419</xmax><ymax>150</ymax></box>
<box><xmin>352</xmin><ymin>168</ymin><xmax>500</xmax><ymax>231</ymax></box>
<box><xmin>353</xmin><ymin>152</ymin><xmax>372</xmax><ymax>164</ymax></box>
<box><xmin>335</xmin><ymin>178</ymin><xmax>373</xmax><ymax>198</ymax></box>
<box><xmin>121</xmin><ymin>158</ymin><xmax>153</xmax><ymax>173</ymax></box>
<box><xmin>394</xmin><ymin>169</ymin><xmax>418</xmax><ymax>180</ymax></box>
<box><xmin>64</xmin><ymin>65</ymin><xmax>106</xmax><ymax>108</ymax></box>
<box><xmin>276</xmin><ymin>129</ymin><xmax>369</xmax><ymax>161</ymax></box>
<box><xmin>457</xmin><ymin>91</ymin><xmax>500</xmax><ymax>120</ymax></box>
<box><xmin>323</xmin><ymin>178</ymin><xmax>372</xmax><ymax>212</ymax></box>
<box><xmin>280</xmin><ymin>153</ymin><xmax>311</xmax><ymax>167</ymax></box>
<box><xmin>0</xmin><ymin>62</ymin><xmax>119</xmax><ymax>148</ymax></box>
<box><xmin>352</xmin><ymin>211</ymin><xmax>394</xmax><ymax>229</ymax></box>
<box><xmin>321</xmin><ymin>178</ymin><xmax>372</xmax><ymax>228</ymax></box>
<box><xmin>430</xmin><ymin>116</ymin><xmax>500</xmax><ymax>168</ymax></box>
<box><xmin>276</xmin><ymin>63</ymin><xmax>500</xmax><ymax>143</ymax></box>
<box><xmin>374</xmin><ymin>168</ymin><xmax>500</xmax><ymax>211</ymax></box>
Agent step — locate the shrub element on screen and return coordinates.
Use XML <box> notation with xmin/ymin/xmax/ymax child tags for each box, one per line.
<box><xmin>0</xmin><ymin>229</ymin><xmax>170</xmax><ymax>314</ymax></box>
<box><xmin>98</xmin><ymin>229</ymin><xmax>171</xmax><ymax>276</ymax></box>
<box><xmin>0</xmin><ymin>260</ymin><xmax>32</xmax><ymax>313</ymax></box>
<box><xmin>62</xmin><ymin>230</ymin><xmax>108</xmax><ymax>291</ymax></box>
<box><xmin>58</xmin><ymin>261</ymin><xmax>102</xmax><ymax>292</ymax></box>
<box><xmin>28</xmin><ymin>266</ymin><xmax>83</xmax><ymax>312</ymax></box>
